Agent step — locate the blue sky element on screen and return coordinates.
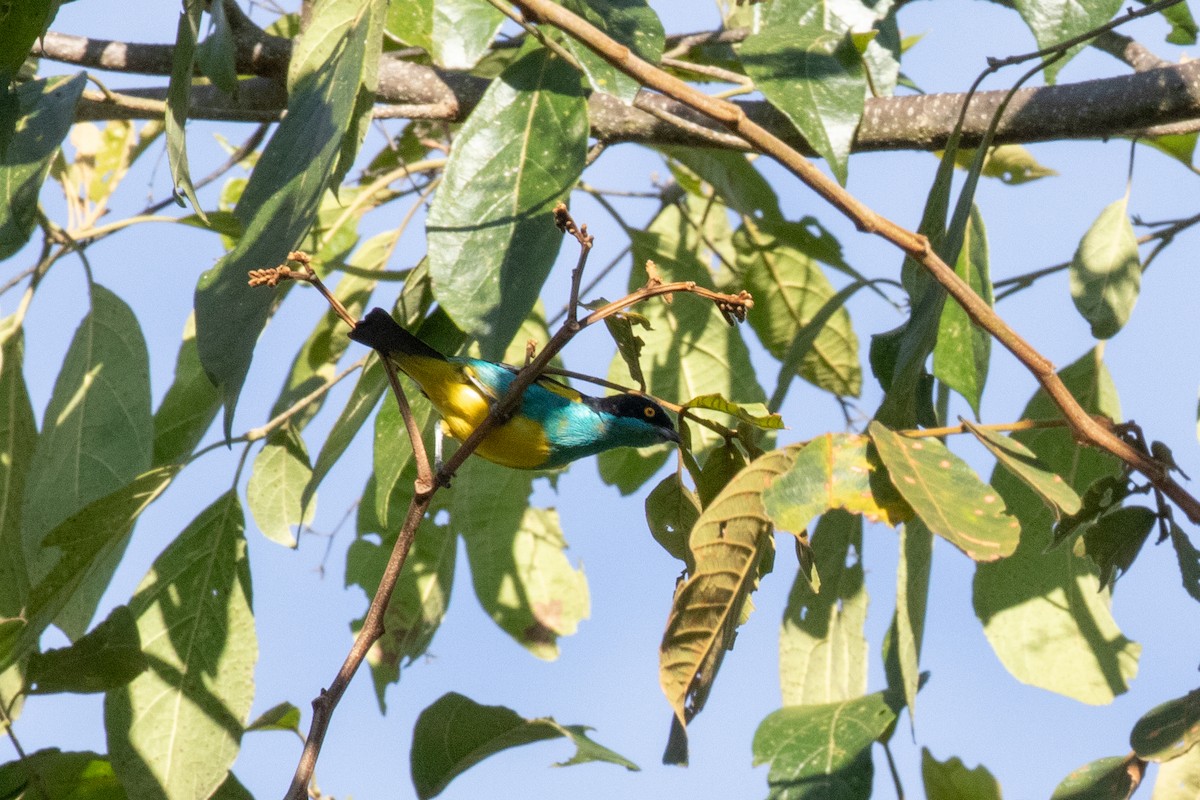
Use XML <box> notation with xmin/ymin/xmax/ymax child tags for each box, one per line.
<box><xmin>7</xmin><ymin>1</ymin><xmax>1200</xmax><ymax>798</ymax></box>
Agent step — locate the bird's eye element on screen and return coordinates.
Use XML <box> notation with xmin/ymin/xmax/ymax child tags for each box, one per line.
<box><xmin>643</xmin><ymin>406</ymin><xmax>656</xmax><ymax>418</ymax></box>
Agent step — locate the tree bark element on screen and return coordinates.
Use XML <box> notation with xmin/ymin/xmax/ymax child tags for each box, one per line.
<box><xmin>34</xmin><ymin>29</ymin><xmax>1200</xmax><ymax>154</ymax></box>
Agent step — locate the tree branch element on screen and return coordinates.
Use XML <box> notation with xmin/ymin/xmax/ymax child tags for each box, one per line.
<box><xmin>35</xmin><ymin>29</ymin><xmax>1200</xmax><ymax>152</ymax></box>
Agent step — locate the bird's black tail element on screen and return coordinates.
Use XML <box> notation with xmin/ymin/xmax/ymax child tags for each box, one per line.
<box><xmin>348</xmin><ymin>308</ymin><xmax>446</xmax><ymax>361</ymax></box>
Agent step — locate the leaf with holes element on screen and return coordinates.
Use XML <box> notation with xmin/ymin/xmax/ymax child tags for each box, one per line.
<box><xmin>660</xmin><ymin>448</ymin><xmax>794</xmax><ymax>757</ymax></box>
<box><xmin>869</xmin><ymin>422</ymin><xmax>1019</xmax><ymax>561</ymax></box>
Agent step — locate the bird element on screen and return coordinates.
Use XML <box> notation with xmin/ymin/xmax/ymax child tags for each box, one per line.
<box><xmin>348</xmin><ymin>308</ymin><xmax>680</xmax><ymax>470</ymax></box>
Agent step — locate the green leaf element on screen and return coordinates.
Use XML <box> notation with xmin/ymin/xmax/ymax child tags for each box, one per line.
<box><xmin>454</xmin><ymin>460</ymin><xmax>588</xmax><ymax>659</ymax></box>
<box><xmin>431</xmin><ymin>0</ymin><xmax>505</xmax><ymax>69</ymax></box>
<box><xmin>601</xmin><ymin>204</ymin><xmax>768</xmax><ymax>493</ymax></box>
<box><xmin>246</xmin><ymin>425</ymin><xmax>314</xmax><ymax>548</ymax></box>
<box><xmin>1052</xmin><ymin>473</ymin><xmax>1131</xmax><ymax>548</ymax></box>
<box><xmin>1152</xmin><ymin>742</ymin><xmax>1200</xmax><ymax>799</ymax></box>
<box><xmin>1</xmin><ymin>466</ymin><xmax>180</xmax><ymax>674</ymax></box>
<box><xmin>1139</xmin><ymin>131</ymin><xmax>1197</xmax><ymax>167</ymax></box>
<box><xmin>644</xmin><ymin>473</ymin><xmax>700</xmax><ymax>565</ymax></box>
<box><xmin>962</xmin><ymin>419</ymin><xmax>1082</xmax><ymax>519</ymax></box>
<box><xmin>1170</xmin><ymin>521</ymin><xmax>1200</xmax><ymax>604</ymax></box>
<box><xmin>26</xmin><ymin>605</ymin><xmax>145</xmax><ymax>694</ymax></box>
<box><xmin>152</xmin><ymin>312</ymin><xmax>221</xmax><ymax>467</ymax></box>
<box><xmin>426</xmin><ymin>46</ymin><xmax>587</xmax><ymax>358</ymax></box>
<box><xmin>763</xmin><ymin>433</ymin><xmax>911</xmax><ymax>533</ymax></box>
<box><xmin>890</xmin><ymin>517</ymin><xmax>933</xmax><ymax>723</ymax></box>
<box><xmin>734</xmin><ymin>219</ymin><xmax>862</xmax><ymax>398</ymax></box>
<box><xmin>0</xmin><ymin>74</ymin><xmax>85</xmax><ymax>261</ymax></box>
<box><xmin>195</xmin><ymin>0</ymin><xmax>239</xmax><ymax>96</ymax></box>
<box><xmin>1013</xmin><ymin>0</ymin><xmax>1121</xmax><ymax>83</ymax></box>
<box><xmin>384</xmin><ymin>0</ymin><xmax>432</xmax><ymax>51</ymax></box>
<box><xmin>921</xmin><ymin>748</ymin><xmax>1002</xmax><ymax>800</ymax></box>
<box><xmin>779</xmin><ymin>511</ymin><xmax>867</xmax><ymax>706</ymax></box>
<box><xmin>348</xmin><ymin>498</ymin><xmax>455</xmax><ymax>709</ymax></box>
<box><xmin>0</xmin><ymin>749</ymin><xmax>125</xmax><ymax>800</ymax></box>
<box><xmin>246</xmin><ymin>701</ymin><xmax>302</xmax><ymax>734</ymax></box>
<box><xmin>166</xmin><ymin>0</ymin><xmax>207</xmax><ymax>220</ymax></box>
<box><xmin>411</xmin><ymin>692</ymin><xmax>638</xmax><ymax>800</ymax></box>
<box><xmin>933</xmin><ymin>204</ymin><xmax>991</xmax><ymax>416</ymax></box>
<box><xmin>752</xmin><ymin>688</ymin><xmax>906</xmax><ymax>798</ymax></box>
<box><xmin>696</xmin><ymin>440</ymin><xmax>747</xmax><ymax>507</ymax></box>
<box><xmin>660</xmin><ymin>448</ymin><xmax>794</xmax><ymax>757</ymax></box>
<box><xmin>558</xmin><ymin>0</ymin><xmax>664</xmax><ymax>103</ymax></box>
<box><xmin>22</xmin><ymin>285</ymin><xmax>153</xmax><ymax>639</ymax></box>
<box><xmin>106</xmin><ymin>491</ymin><xmax>256</xmax><ymax>800</ymax></box>
<box><xmin>1069</xmin><ymin>196</ymin><xmax>1141</xmax><ymax>339</ymax></box>
<box><xmin>1051</xmin><ymin>753</ymin><xmax>1143</xmax><ymax>799</ymax></box>
<box><xmin>195</xmin><ymin>0</ymin><xmax>384</xmax><ymax>436</ymax></box>
<box><xmin>0</xmin><ymin>0</ymin><xmax>63</xmax><ymax>87</ymax></box>
<box><xmin>868</xmin><ymin>422</ymin><xmax>1019</xmax><ymax>561</ymax></box>
<box><xmin>86</xmin><ymin>120</ymin><xmax>142</xmax><ymax>205</ymax></box>
<box><xmin>1079</xmin><ymin>505</ymin><xmax>1156</xmax><ymax>591</ymax></box>
<box><xmin>974</xmin><ymin>349</ymin><xmax>1140</xmax><ymax>705</ymax></box>
<box><xmin>738</xmin><ymin>0</ymin><xmax>866</xmax><ymax>184</ymax></box>
<box><xmin>0</xmin><ymin>327</ymin><xmax>35</xmax><ymax>620</ymax></box>
<box><xmin>1130</xmin><ymin>688</ymin><xmax>1200</xmax><ymax>762</ymax></box>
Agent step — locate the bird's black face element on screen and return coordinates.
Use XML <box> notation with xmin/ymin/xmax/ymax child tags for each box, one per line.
<box><xmin>599</xmin><ymin>394</ymin><xmax>680</xmax><ymax>444</ymax></box>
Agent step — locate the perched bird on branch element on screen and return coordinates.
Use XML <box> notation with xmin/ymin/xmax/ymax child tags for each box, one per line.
<box><xmin>349</xmin><ymin>308</ymin><xmax>679</xmax><ymax>469</ymax></box>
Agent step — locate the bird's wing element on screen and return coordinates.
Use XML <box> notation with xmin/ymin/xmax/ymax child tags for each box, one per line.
<box><xmin>476</xmin><ymin>361</ymin><xmax>585</xmax><ymax>404</ymax></box>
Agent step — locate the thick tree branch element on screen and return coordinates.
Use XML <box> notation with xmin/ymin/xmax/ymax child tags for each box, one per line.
<box><xmin>35</xmin><ymin>29</ymin><xmax>1200</xmax><ymax>151</ymax></box>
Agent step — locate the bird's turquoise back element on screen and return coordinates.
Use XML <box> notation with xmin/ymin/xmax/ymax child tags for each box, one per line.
<box><xmin>457</xmin><ymin>359</ymin><xmax>661</xmax><ymax>468</ymax></box>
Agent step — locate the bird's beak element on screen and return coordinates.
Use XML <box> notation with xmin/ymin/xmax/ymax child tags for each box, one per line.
<box><xmin>660</xmin><ymin>425</ymin><xmax>681</xmax><ymax>445</ymax></box>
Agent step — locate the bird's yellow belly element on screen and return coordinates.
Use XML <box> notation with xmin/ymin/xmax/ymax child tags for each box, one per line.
<box><xmin>434</xmin><ymin>379</ymin><xmax>552</xmax><ymax>470</ymax></box>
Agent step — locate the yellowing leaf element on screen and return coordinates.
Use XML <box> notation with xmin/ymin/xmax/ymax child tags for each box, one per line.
<box><xmin>660</xmin><ymin>448</ymin><xmax>794</xmax><ymax>755</ymax></box>
<box><xmin>869</xmin><ymin>422</ymin><xmax>1019</xmax><ymax>562</ymax></box>
<box><xmin>763</xmin><ymin>434</ymin><xmax>911</xmax><ymax>534</ymax></box>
